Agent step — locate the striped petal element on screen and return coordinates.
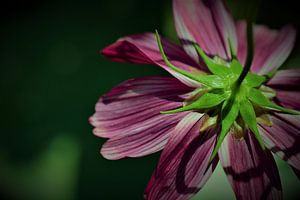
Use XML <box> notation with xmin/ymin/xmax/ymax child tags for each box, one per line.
<box><xmin>236</xmin><ymin>21</ymin><xmax>247</xmax><ymax>66</ymax></box>
<box><xmin>144</xmin><ymin>112</ymin><xmax>218</xmax><ymax>200</ymax></box>
<box><xmin>236</xmin><ymin>22</ymin><xmax>296</xmax><ymax>74</ymax></box>
<box><xmin>267</xmin><ymin>69</ymin><xmax>300</xmax><ymax>110</ymax></box>
<box><xmin>219</xmin><ymin>130</ymin><xmax>282</xmax><ymax>200</ymax></box>
<box><xmin>101</xmin><ymin>32</ymin><xmax>205</xmax><ymax>87</ymax></box>
<box><xmin>89</xmin><ymin>77</ymin><xmax>193</xmax><ymax>159</ymax></box>
<box><xmin>259</xmin><ymin>113</ymin><xmax>300</xmax><ymax>170</ymax></box>
<box><xmin>275</xmin><ymin>91</ymin><xmax>300</xmax><ymax>111</ymax></box>
<box><xmin>173</xmin><ymin>0</ymin><xmax>237</xmax><ymax>62</ymax></box>
<box><xmin>100</xmin><ymin>112</ymin><xmax>187</xmax><ymax>160</ymax></box>
<box><xmin>268</xmin><ymin>69</ymin><xmax>300</xmax><ymax>86</ymax></box>
<box><xmin>253</xmin><ymin>25</ymin><xmax>296</xmax><ymax>75</ymax></box>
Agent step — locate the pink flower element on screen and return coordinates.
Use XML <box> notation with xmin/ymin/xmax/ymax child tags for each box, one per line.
<box><xmin>89</xmin><ymin>0</ymin><xmax>299</xmax><ymax>199</ymax></box>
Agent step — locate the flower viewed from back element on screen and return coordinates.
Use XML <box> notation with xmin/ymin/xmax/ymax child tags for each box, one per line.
<box><xmin>89</xmin><ymin>0</ymin><xmax>300</xmax><ymax>199</ymax></box>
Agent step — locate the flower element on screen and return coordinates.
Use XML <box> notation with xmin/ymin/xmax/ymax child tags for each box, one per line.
<box><xmin>89</xmin><ymin>0</ymin><xmax>300</xmax><ymax>199</ymax></box>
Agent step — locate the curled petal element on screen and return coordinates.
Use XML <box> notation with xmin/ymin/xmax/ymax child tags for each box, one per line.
<box><xmin>173</xmin><ymin>0</ymin><xmax>237</xmax><ymax>62</ymax></box>
<box><xmin>144</xmin><ymin>112</ymin><xmax>218</xmax><ymax>200</ymax></box>
<box><xmin>219</xmin><ymin>130</ymin><xmax>282</xmax><ymax>200</ymax></box>
<box><xmin>89</xmin><ymin>77</ymin><xmax>193</xmax><ymax>159</ymax></box>
<box><xmin>259</xmin><ymin>113</ymin><xmax>300</xmax><ymax>170</ymax></box>
<box><xmin>102</xmin><ymin>33</ymin><xmax>205</xmax><ymax>87</ymax></box>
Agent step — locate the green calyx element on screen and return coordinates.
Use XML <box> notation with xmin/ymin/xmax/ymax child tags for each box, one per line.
<box><xmin>155</xmin><ymin>30</ymin><xmax>299</xmax><ymax>162</ymax></box>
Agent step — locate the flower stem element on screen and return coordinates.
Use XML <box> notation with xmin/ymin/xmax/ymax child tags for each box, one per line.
<box><xmin>235</xmin><ymin>0</ymin><xmax>261</xmax><ymax>86</ymax></box>
<box><xmin>236</xmin><ymin>19</ymin><xmax>253</xmax><ymax>86</ymax></box>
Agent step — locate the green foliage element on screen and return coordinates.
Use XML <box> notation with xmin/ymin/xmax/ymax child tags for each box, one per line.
<box><xmin>240</xmin><ymin>99</ymin><xmax>265</xmax><ymax>150</ymax></box>
<box><xmin>210</xmin><ymin>99</ymin><xmax>240</xmax><ymax>161</ymax></box>
<box><xmin>248</xmin><ymin>88</ymin><xmax>299</xmax><ymax>115</ymax></box>
<box><xmin>161</xmin><ymin>92</ymin><xmax>228</xmax><ymax>114</ymax></box>
<box><xmin>156</xmin><ymin>29</ymin><xmax>299</xmax><ymax>162</ymax></box>
<box><xmin>194</xmin><ymin>45</ymin><xmax>231</xmax><ymax>77</ymax></box>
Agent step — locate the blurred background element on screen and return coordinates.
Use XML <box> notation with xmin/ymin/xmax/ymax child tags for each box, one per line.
<box><xmin>1</xmin><ymin>0</ymin><xmax>300</xmax><ymax>199</ymax></box>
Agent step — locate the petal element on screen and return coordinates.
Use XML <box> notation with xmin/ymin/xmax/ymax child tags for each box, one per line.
<box><xmin>275</xmin><ymin>91</ymin><xmax>300</xmax><ymax>111</ymax></box>
<box><xmin>251</xmin><ymin>25</ymin><xmax>296</xmax><ymax>75</ymax></box>
<box><xmin>236</xmin><ymin>21</ymin><xmax>296</xmax><ymax>74</ymax></box>
<box><xmin>236</xmin><ymin>21</ymin><xmax>247</xmax><ymax>66</ymax></box>
<box><xmin>90</xmin><ymin>77</ymin><xmax>192</xmax><ymax>138</ymax></box>
<box><xmin>219</xmin><ymin>130</ymin><xmax>282</xmax><ymax>200</ymax></box>
<box><xmin>267</xmin><ymin>69</ymin><xmax>300</xmax><ymax>86</ymax></box>
<box><xmin>101</xmin><ymin>32</ymin><xmax>204</xmax><ymax>87</ymax></box>
<box><xmin>89</xmin><ymin>77</ymin><xmax>193</xmax><ymax>159</ymax></box>
<box><xmin>267</xmin><ymin>69</ymin><xmax>300</xmax><ymax>111</ymax></box>
<box><xmin>144</xmin><ymin>112</ymin><xmax>218</xmax><ymax>200</ymax></box>
<box><xmin>259</xmin><ymin>113</ymin><xmax>300</xmax><ymax>170</ymax></box>
<box><xmin>100</xmin><ymin>112</ymin><xmax>187</xmax><ymax>160</ymax></box>
<box><xmin>173</xmin><ymin>0</ymin><xmax>237</xmax><ymax>61</ymax></box>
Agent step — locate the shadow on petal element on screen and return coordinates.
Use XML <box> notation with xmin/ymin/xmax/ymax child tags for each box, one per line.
<box><xmin>175</xmin><ymin>128</ymin><xmax>218</xmax><ymax>195</ymax></box>
<box><xmin>220</xmin><ymin>132</ymin><xmax>282</xmax><ymax>200</ymax></box>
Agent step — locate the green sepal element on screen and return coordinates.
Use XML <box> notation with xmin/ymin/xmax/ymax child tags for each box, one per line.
<box><xmin>264</xmin><ymin>68</ymin><xmax>278</xmax><ymax>80</ymax></box>
<box><xmin>230</xmin><ymin>59</ymin><xmax>243</xmax><ymax>75</ymax></box>
<box><xmin>195</xmin><ymin>75</ymin><xmax>225</xmax><ymax>88</ymax></box>
<box><xmin>161</xmin><ymin>92</ymin><xmax>228</xmax><ymax>114</ymax></box>
<box><xmin>248</xmin><ymin>88</ymin><xmax>300</xmax><ymax>115</ymax></box>
<box><xmin>194</xmin><ymin>44</ymin><xmax>231</xmax><ymax>77</ymax></box>
<box><xmin>155</xmin><ymin>30</ymin><xmax>224</xmax><ymax>88</ymax></box>
<box><xmin>240</xmin><ymin>99</ymin><xmax>265</xmax><ymax>150</ymax></box>
<box><xmin>245</xmin><ymin>73</ymin><xmax>266</xmax><ymax>88</ymax></box>
<box><xmin>209</xmin><ymin>98</ymin><xmax>240</xmax><ymax>161</ymax></box>
<box><xmin>230</xmin><ymin>59</ymin><xmax>265</xmax><ymax>87</ymax></box>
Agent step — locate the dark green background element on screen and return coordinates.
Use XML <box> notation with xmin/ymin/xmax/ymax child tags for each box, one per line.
<box><xmin>1</xmin><ymin>0</ymin><xmax>300</xmax><ymax>199</ymax></box>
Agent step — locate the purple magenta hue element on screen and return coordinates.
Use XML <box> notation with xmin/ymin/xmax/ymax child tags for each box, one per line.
<box><xmin>91</xmin><ymin>0</ymin><xmax>299</xmax><ymax>199</ymax></box>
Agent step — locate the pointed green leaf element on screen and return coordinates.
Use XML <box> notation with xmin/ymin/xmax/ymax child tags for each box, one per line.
<box><xmin>248</xmin><ymin>88</ymin><xmax>299</xmax><ymax>115</ymax></box>
<box><xmin>155</xmin><ymin>30</ymin><xmax>201</xmax><ymax>81</ymax></box>
<box><xmin>155</xmin><ymin>30</ymin><xmax>225</xmax><ymax>88</ymax></box>
<box><xmin>195</xmin><ymin>75</ymin><xmax>225</xmax><ymax>88</ymax></box>
<box><xmin>230</xmin><ymin>59</ymin><xmax>265</xmax><ymax>87</ymax></box>
<box><xmin>230</xmin><ymin>59</ymin><xmax>243</xmax><ymax>75</ymax></box>
<box><xmin>194</xmin><ymin>44</ymin><xmax>231</xmax><ymax>77</ymax></box>
<box><xmin>161</xmin><ymin>92</ymin><xmax>228</xmax><ymax>114</ymax></box>
<box><xmin>245</xmin><ymin>73</ymin><xmax>266</xmax><ymax>87</ymax></box>
<box><xmin>210</xmin><ymin>98</ymin><xmax>240</xmax><ymax>161</ymax></box>
<box><xmin>240</xmin><ymin>99</ymin><xmax>265</xmax><ymax>150</ymax></box>
<box><xmin>265</xmin><ymin>68</ymin><xmax>278</xmax><ymax>80</ymax></box>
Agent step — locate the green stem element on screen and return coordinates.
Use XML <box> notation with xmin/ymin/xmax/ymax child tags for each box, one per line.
<box><xmin>236</xmin><ymin>0</ymin><xmax>261</xmax><ymax>86</ymax></box>
<box><xmin>236</xmin><ymin>19</ymin><xmax>253</xmax><ymax>86</ymax></box>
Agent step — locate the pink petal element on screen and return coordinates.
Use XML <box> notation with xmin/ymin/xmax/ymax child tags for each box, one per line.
<box><xmin>267</xmin><ymin>69</ymin><xmax>300</xmax><ymax>110</ymax></box>
<box><xmin>268</xmin><ymin>69</ymin><xmax>300</xmax><ymax>86</ymax></box>
<box><xmin>219</xmin><ymin>130</ymin><xmax>282</xmax><ymax>200</ymax></box>
<box><xmin>275</xmin><ymin>91</ymin><xmax>300</xmax><ymax>111</ymax></box>
<box><xmin>236</xmin><ymin>21</ymin><xmax>247</xmax><ymax>66</ymax></box>
<box><xmin>252</xmin><ymin>25</ymin><xmax>296</xmax><ymax>75</ymax></box>
<box><xmin>100</xmin><ymin>112</ymin><xmax>188</xmax><ymax>160</ymax></box>
<box><xmin>89</xmin><ymin>77</ymin><xmax>193</xmax><ymax>159</ymax></box>
<box><xmin>173</xmin><ymin>0</ymin><xmax>237</xmax><ymax>61</ymax></box>
<box><xmin>259</xmin><ymin>113</ymin><xmax>300</xmax><ymax>170</ymax></box>
<box><xmin>90</xmin><ymin>77</ymin><xmax>192</xmax><ymax>138</ymax></box>
<box><xmin>144</xmin><ymin>112</ymin><xmax>218</xmax><ymax>200</ymax></box>
<box><xmin>101</xmin><ymin>32</ymin><xmax>205</xmax><ymax>87</ymax></box>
